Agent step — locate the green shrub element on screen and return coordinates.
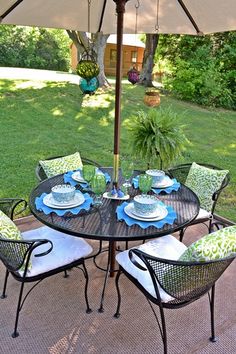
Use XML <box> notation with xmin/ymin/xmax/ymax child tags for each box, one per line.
<box><xmin>0</xmin><ymin>25</ymin><xmax>70</xmax><ymax>71</ymax></box>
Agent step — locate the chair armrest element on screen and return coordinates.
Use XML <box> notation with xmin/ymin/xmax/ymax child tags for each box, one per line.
<box><xmin>128</xmin><ymin>249</ymin><xmax>147</xmax><ymax>271</ymax></box>
<box><xmin>0</xmin><ymin>198</ymin><xmax>27</xmax><ymax>220</ymax></box>
<box><xmin>0</xmin><ymin>237</ymin><xmax>53</xmax><ymax>273</ymax></box>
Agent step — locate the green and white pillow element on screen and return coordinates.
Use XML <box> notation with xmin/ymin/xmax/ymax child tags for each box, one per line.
<box><xmin>0</xmin><ymin>210</ymin><xmax>22</xmax><ymax>240</ymax></box>
<box><xmin>39</xmin><ymin>151</ymin><xmax>83</xmax><ymax>178</ymax></box>
<box><xmin>0</xmin><ymin>210</ymin><xmax>32</xmax><ymax>272</ymax></box>
<box><xmin>185</xmin><ymin>162</ymin><xmax>229</xmax><ymax>212</ymax></box>
<box><xmin>179</xmin><ymin>225</ymin><xmax>236</xmax><ymax>262</ymax></box>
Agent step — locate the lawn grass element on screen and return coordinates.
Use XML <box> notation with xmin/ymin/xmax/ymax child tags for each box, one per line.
<box><xmin>0</xmin><ymin>77</ymin><xmax>236</xmax><ymax>221</ymax></box>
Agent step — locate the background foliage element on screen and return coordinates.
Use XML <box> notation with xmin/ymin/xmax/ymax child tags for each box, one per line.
<box><xmin>156</xmin><ymin>32</ymin><xmax>236</xmax><ymax>110</ymax></box>
<box><xmin>0</xmin><ymin>25</ymin><xmax>70</xmax><ymax>71</ymax></box>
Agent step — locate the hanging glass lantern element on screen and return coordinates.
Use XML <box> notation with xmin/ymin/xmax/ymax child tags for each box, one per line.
<box><xmin>127</xmin><ymin>67</ymin><xmax>140</xmax><ymax>85</ymax></box>
<box><xmin>76</xmin><ymin>50</ymin><xmax>100</xmax><ymax>81</ymax></box>
<box><xmin>79</xmin><ymin>77</ymin><xmax>99</xmax><ymax>95</ymax></box>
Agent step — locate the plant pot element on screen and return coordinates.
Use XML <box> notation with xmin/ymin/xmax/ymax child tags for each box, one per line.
<box><xmin>144</xmin><ymin>92</ymin><xmax>160</xmax><ymax>107</ymax></box>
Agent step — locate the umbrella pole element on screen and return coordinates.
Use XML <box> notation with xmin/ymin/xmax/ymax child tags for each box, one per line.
<box><xmin>113</xmin><ymin>0</ymin><xmax>128</xmax><ymax>184</ymax></box>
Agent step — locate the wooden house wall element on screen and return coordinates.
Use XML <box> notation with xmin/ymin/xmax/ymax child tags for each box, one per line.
<box><xmin>70</xmin><ymin>43</ymin><xmax>144</xmax><ymax>77</ymax></box>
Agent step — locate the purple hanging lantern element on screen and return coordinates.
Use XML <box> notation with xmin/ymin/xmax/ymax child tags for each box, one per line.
<box><xmin>127</xmin><ymin>67</ymin><xmax>139</xmax><ymax>85</ymax></box>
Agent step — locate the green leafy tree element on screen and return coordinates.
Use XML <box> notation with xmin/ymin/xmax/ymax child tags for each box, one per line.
<box><xmin>156</xmin><ymin>33</ymin><xmax>236</xmax><ymax>109</ymax></box>
<box><xmin>0</xmin><ymin>25</ymin><xmax>70</xmax><ymax>71</ymax></box>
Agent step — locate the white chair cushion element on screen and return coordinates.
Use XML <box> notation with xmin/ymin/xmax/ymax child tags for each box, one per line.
<box><xmin>19</xmin><ymin>226</ymin><xmax>92</xmax><ymax>277</ymax></box>
<box><xmin>116</xmin><ymin>235</ymin><xmax>187</xmax><ymax>303</ymax></box>
<box><xmin>196</xmin><ymin>208</ymin><xmax>212</xmax><ymax>220</ymax></box>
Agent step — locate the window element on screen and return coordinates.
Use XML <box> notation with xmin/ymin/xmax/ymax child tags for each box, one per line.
<box><xmin>131</xmin><ymin>50</ymin><xmax>137</xmax><ymax>63</ymax></box>
<box><xmin>110</xmin><ymin>49</ymin><xmax>117</xmax><ymax>67</ymax></box>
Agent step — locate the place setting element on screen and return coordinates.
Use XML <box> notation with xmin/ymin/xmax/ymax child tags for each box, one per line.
<box><xmin>132</xmin><ymin>169</ymin><xmax>180</xmax><ymax>194</ymax></box>
<box><xmin>63</xmin><ymin>164</ymin><xmax>111</xmax><ymax>190</ymax></box>
<box><xmin>116</xmin><ymin>174</ymin><xmax>177</xmax><ymax>229</ymax></box>
<box><xmin>35</xmin><ymin>184</ymin><xmax>93</xmax><ymax>216</ymax></box>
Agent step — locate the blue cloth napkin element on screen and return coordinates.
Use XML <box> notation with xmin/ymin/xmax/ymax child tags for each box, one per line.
<box><xmin>35</xmin><ymin>191</ymin><xmax>93</xmax><ymax>216</ymax></box>
<box><xmin>116</xmin><ymin>201</ymin><xmax>177</xmax><ymax>229</ymax></box>
<box><xmin>64</xmin><ymin>169</ymin><xmax>111</xmax><ymax>187</ymax></box>
<box><xmin>132</xmin><ymin>175</ymin><xmax>180</xmax><ymax>194</ymax></box>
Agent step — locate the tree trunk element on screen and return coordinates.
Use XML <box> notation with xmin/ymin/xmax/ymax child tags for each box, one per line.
<box><xmin>139</xmin><ymin>34</ymin><xmax>159</xmax><ymax>87</ymax></box>
<box><xmin>93</xmin><ymin>33</ymin><xmax>110</xmax><ymax>88</ymax></box>
<box><xmin>66</xmin><ymin>30</ymin><xmax>110</xmax><ymax>88</ymax></box>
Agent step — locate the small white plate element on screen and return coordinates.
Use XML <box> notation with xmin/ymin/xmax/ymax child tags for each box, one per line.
<box><xmin>124</xmin><ymin>202</ymin><xmax>168</xmax><ymax>221</ymax></box>
<box><xmin>43</xmin><ymin>192</ymin><xmax>85</xmax><ymax>209</ymax></box>
<box><xmin>103</xmin><ymin>192</ymin><xmax>130</xmax><ymax>200</ymax></box>
<box><xmin>152</xmin><ymin>176</ymin><xmax>174</xmax><ymax>189</ymax></box>
<box><xmin>131</xmin><ymin>205</ymin><xmax>162</xmax><ymax>219</ymax></box>
<box><xmin>71</xmin><ymin>171</ymin><xmax>86</xmax><ymax>183</ymax></box>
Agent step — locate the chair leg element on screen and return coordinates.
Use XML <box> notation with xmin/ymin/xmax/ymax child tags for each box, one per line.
<box><xmin>114</xmin><ymin>268</ymin><xmax>122</xmax><ymax>318</ymax></box>
<box><xmin>82</xmin><ymin>262</ymin><xmax>92</xmax><ymax>314</ymax></box>
<box><xmin>147</xmin><ymin>299</ymin><xmax>168</xmax><ymax>354</ymax></box>
<box><xmin>1</xmin><ymin>269</ymin><xmax>9</xmax><ymax>299</ymax></box>
<box><xmin>12</xmin><ymin>281</ymin><xmax>26</xmax><ymax>338</ymax></box>
<box><xmin>209</xmin><ymin>285</ymin><xmax>218</xmax><ymax>343</ymax></box>
<box><xmin>159</xmin><ymin>306</ymin><xmax>168</xmax><ymax>354</ymax></box>
<box><xmin>64</xmin><ymin>270</ymin><xmax>69</xmax><ymax>278</ymax></box>
<box><xmin>179</xmin><ymin>228</ymin><xmax>185</xmax><ymax>242</ymax></box>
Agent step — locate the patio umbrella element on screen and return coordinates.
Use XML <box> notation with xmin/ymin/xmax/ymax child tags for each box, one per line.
<box><xmin>1</xmin><ymin>0</ymin><xmax>236</xmax><ymax>182</ymax></box>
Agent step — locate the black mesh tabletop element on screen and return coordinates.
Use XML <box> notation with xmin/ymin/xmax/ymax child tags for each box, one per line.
<box><xmin>29</xmin><ymin>168</ymin><xmax>200</xmax><ymax>242</ymax></box>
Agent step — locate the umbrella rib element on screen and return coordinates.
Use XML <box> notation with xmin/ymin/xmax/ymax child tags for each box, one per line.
<box><xmin>177</xmin><ymin>0</ymin><xmax>202</xmax><ymax>35</ymax></box>
<box><xmin>0</xmin><ymin>0</ymin><xmax>23</xmax><ymax>21</ymax></box>
<box><xmin>98</xmin><ymin>0</ymin><xmax>108</xmax><ymax>32</ymax></box>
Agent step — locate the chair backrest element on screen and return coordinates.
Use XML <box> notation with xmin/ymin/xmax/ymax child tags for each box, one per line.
<box><xmin>35</xmin><ymin>155</ymin><xmax>101</xmax><ymax>182</ymax></box>
<box><xmin>0</xmin><ymin>198</ymin><xmax>27</xmax><ymax>220</ymax></box>
<box><xmin>168</xmin><ymin>163</ymin><xmax>230</xmax><ymax>213</ymax></box>
<box><xmin>130</xmin><ymin>249</ymin><xmax>235</xmax><ymax>305</ymax></box>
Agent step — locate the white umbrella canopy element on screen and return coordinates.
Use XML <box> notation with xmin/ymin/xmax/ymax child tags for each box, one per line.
<box><xmin>1</xmin><ymin>0</ymin><xmax>236</xmax><ymax>35</ymax></box>
<box><xmin>1</xmin><ymin>0</ymin><xmax>236</xmax><ymax>183</ymax></box>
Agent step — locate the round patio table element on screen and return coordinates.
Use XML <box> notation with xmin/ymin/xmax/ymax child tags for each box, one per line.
<box><xmin>29</xmin><ymin>167</ymin><xmax>200</xmax><ymax>311</ymax></box>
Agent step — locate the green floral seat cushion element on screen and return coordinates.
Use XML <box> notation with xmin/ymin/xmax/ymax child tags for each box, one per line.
<box><xmin>0</xmin><ymin>210</ymin><xmax>22</xmax><ymax>240</ymax></box>
<box><xmin>185</xmin><ymin>162</ymin><xmax>229</xmax><ymax>212</ymax></box>
<box><xmin>39</xmin><ymin>152</ymin><xmax>83</xmax><ymax>178</ymax></box>
<box><xmin>179</xmin><ymin>225</ymin><xmax>236</xmax><ymax>262</ymax></box>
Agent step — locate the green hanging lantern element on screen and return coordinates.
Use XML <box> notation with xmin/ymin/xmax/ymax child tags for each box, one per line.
<box><xmin>76</xmin><ymin>50</ymin><xmax>100</xmax><ymax>81</ymax></box>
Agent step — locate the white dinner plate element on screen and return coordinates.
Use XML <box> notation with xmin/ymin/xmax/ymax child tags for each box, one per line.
<box><xmin>71</xmin><ymin>171</ymin><xmax>86</xmax><ymax>183</ymax></box>
<box><xmin>124</xmin><ymin>202</ymin><xmax>168</xmax><ymax>221</ymax></box>
<box><xmin>43</xmin><ymin>192</ymin><xmax>85</xmax><ymax>209</ymax></box>
<box><xmin>152</xmin><ymin>176</ymin><xmax>174</xmax><ymax>189</ymax></box>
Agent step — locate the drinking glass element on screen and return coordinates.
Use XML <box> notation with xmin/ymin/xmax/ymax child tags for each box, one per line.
<box><xmin>91</xmin><ymin>174</ymin><xmax>106</xmax><ymax>206</ymax></box>
<box><xmin>138</xmin><ymin>174</ymin><xmax>152</xmax><ymax>196</ymax></box>
<box><xmin>82</xmin><ymin>165</ymin><xmax>96</xmax><ymax>190</ymax></box>
<box><xmin>121</xmin><ymin>160</ymin><xmax>134</xmax><ymax>188</ymax></box>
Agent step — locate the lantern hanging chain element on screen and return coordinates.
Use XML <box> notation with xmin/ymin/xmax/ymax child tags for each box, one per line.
<box><xmin>135</xmin><ymin>0</ymin><xmax>140</xmax><ymax>36</ymax></box>
<box><xmin>155</xmin><ymin>0</ymin><xmax>160</xmax><ymax>31</ymax></box>
<box><xmin>87</xmin><ymin>0</ymin><xmax>91</xmax><ymax>54</ymax></box>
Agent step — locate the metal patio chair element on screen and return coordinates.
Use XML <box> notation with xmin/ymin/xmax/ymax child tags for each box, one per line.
<box><xmin>114</xmin><ymin>235</ymin><xmax>235</xmax><ymax>354</ymax></box>
<box><xmin>168</xmin><ymin>163</ymin><xmax>230</xmax><ymax>241</ymax></box>
<box><xmin>0</xmin><ymin>199</ymin><xmax>93</xmax><ymax>338</ymax></box>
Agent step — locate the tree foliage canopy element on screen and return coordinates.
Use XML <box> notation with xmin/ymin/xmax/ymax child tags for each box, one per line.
<box><xmin>156</xmin><ymin>32</ymin><xmax>236</xmax><ymax>110</ymax></box>
<box><xmin>0</xmin><ymin>25</ymin><xmax>70</xmax><ymax>71</ymax></box>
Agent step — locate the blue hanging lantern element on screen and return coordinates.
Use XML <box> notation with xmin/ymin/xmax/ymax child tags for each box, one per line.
<box><xmin>79</xmin><ymin>77</ymin><xmax>99</xmax><ymax>95</ymax></box>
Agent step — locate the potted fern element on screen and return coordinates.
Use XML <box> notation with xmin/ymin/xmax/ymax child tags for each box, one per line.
<box><xmin>128</xmin><ymin>107</ymin><xmax>188</xmax><ymax>169</ymax></box>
